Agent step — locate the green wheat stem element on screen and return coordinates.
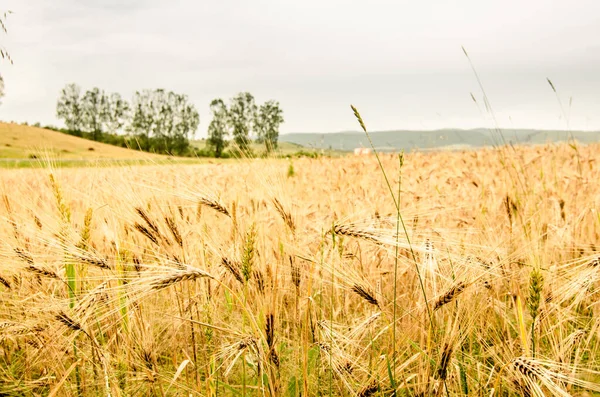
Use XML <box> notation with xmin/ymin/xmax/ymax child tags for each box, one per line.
<box><xmin>49</xmin><ymin>172</ymin><xmax>82</xmax><ymax>395</ymax></box>
<box><xmin>350</xmin><ymin>105</ymin><xmax>434</xmax><ymax>330</ymax></box>
<box><xmin>330</xmin><ymin>229</ymin><xmax>335</xmax><ymax>397</ymax></box>
<box><xmin>391</xmin><ymin>152</ymin><xmax>403</xmax><ymax>391</ymax></box>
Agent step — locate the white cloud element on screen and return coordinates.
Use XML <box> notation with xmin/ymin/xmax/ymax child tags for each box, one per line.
<box><xmin>1</xmin><ymin>0</ymin><xmax>599</xmax><ymax>134</ymax></box>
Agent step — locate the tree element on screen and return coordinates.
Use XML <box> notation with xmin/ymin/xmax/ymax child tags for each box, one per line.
<box><xmin>255</xmin><ymin>100</ymin><xmax>284</xmax><ymax>152</ymax></box>
<box><xmin>0</xmin><ymin>11</ymin><xmax>11</xmax><ymax>64</ymax></box>
<box><xmin>128</xmin><ymin>89</ymin><xmax>199</xmax><ymax>155</ymax></box>
<box><xmin>81</xmin><ymin>87</ymin><xmax>109</xmax><ymax>141</ymax></box>
<box><xmin>56</xmin><ymin>83</ymin><xmax>84</xmax><ymax>133</ymax></box>
<box><xmin>206</xmin><ymin>99</ymin><xmax>229</xmax><ymax>157</ymax></box>
<box><xmin>150</xmin><ymin>89</ymin><xmax>199</xmax><ymax>154</ymax></box>
<box><xmin>228</xmin><ymin>92</ymin><xmax>256</xmax><ymax>154</ymax></box>
<box><xmin>105</xmin><ymin>93</ymin><xmax>130</xmax><ymax>134</ymax></box>
<box><xmin>128</xmin><ymin>90</ymin><xmax>154</xmax><ymax>151</ymax></box>
<box><xmin>170</xmin><ymin>93</ymin><xmax>200</xmax><ymax>154</ymax></box>
<box><xmin>0</xmin><ymin>10</ymin><xmax>12</xmax><ymax>104</ymax></box>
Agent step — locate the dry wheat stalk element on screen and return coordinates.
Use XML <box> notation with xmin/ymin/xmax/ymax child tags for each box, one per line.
<box><xmin>3</xmin><ymin>194</ymin><xmax>21</xmax><ymax>240</ymax></box>
<box><xmin>0</xmin><ymin>275</ymin><xmax>11</xmax><ymax>289</ymax></box>
<box><xmin>150</xmin><ymin>267</ymin><xmax>213</xmax><ymax>290</ymax></box>
<box><xmin>265</xmin><ymin>313</ymin><xmax>279</xmax><ymax>366</ymax></box>
<box><xmin>357</xmin><ymin>380</ymin><xmax>379</xmax><ymax>397</ymax></box>
<box><xmin>55</xmin><ymin>311</ymin><xmax>83</xmax><ymax>333</ymax></box>
<box><xmin>134</xmin><ymin>223</ymin><xmax>159</xmax><ymax>245</ymax></box>
<box><xmin>75</xmin><ymin>281</ymin><xmax>109</xmax><ymax>316</ymax></box>
<box><xmin>1</xmin><ymin>323</ymin><xmax>44</xmax><ymax>336</ymax></box>
<box><xmin>272</xmin><ymin>197</ymin><xmax>295</xmax><ymax>232</ymax></box>
<box><xmin>164</xmin><ymin>216</ymin><xmax>183</xmax><ymax>248</ymax></box>
<box><xmin>25</xmin><ymin>265</ymin><xmax>60</xmax><ymax>280</ymax></box>
<box><xmin>509</xmin><ymin>357</ymin><xmax>600</xmax><ymax>395</ymax></box>
<box><xmin>254</xmin><ymin>270</ymin><xmax>265</xmax><ymax>294</ymax></box>
<box><xmin>333</xmin><ymin>224</ymin><xmax>380</xmax><ymax>244</ymax></box>
<box><xmin>198</xmin><ymin>196</ymin><xmax>231</xmax><ymax>218</ymax></box>
<box><xmin>289</xmin><ymin>255</ymin><xmax>300</xmax><ymax>290</ymax></box>
<box><xmin>14</xmin><ymin>248</ymin><xmax>34</xmax><ymax>265</ymax></box>
<box><xmin>33</xmin><ymin>214</ymin><xmax>43</xmax><ymax>229</ymax></box>
<box><xmin>221</xmin><ymin>257</ymin><xmax>244</xmax><ymax>284</ymax></box>
<box><xmin>49</xmin><ymin>173</ymin><xmax>71</xmax><ymax>223</ymax></box>
<box><xmin>72</xmin><ymin>253</ymin><xmax>110</xmax><ymax>270</ymax></box>
<box><xmin>0</xmin><ymin>321</ymin><xmax>17</xmax><ymax>331</ymax></box>
<box><xmin>135</xmin><ymin>207</ymin><xmax>171</xmax><ymax>246</ymax></box>
<box><xmin>135</xmin><ymin>207</ymin><xmax>160</xmax><ymax>236</ymax></box>
<box><xmin>436</xmin><ymin>343</ymin><xmax>453</xmax><ymax>381</ymax></box>
<box><xmin>351</xmin><ymin>284</ymin><xmax>379</xmax><ymax>306</ymax></box>
<box><xmin>434</xmin><ymin>282</ymin><xmax>467</xmax><ymax>311</ymax></box>
<box><xmin>77</xmin><ymin>207</ymin><xmax>93</xmax><ymax>250</ymax></box>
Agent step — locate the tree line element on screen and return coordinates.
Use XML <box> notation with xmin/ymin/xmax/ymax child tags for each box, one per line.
<box><xmin>55</xmin><ymin>84</ymin><xmax>284</xmax><ymax>157</ymax></box>
<box><xmin>56</xmin><ymin>84</ymin><xmax>199</xmax><ymax>156</ymax></box>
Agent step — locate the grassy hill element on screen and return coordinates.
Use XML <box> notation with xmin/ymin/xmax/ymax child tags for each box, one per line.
<box><xmin>0</xmin><ymin>123</ymin><xmax>331</xmax><ymax>168</ymax></box>
<box><xmin>0</xmin><ymin>122</ymin><xmax>165</xmax><ymax>160</ymax></box>
<box><xmin>280</xmin><ymin>128</ymin><xmax>600</xmax><ymax>152</ymax></box>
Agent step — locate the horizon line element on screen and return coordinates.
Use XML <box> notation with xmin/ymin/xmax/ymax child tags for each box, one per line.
<box><xmin>282</xmin><ymin>127</ymin><xmax>600</xmax><ymax>135</ymax></box>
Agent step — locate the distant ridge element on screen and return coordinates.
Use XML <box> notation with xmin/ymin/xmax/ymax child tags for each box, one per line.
<box><xmin>280</xmin><ymin>128</ymin><xmax>600</xmax><ymax>152</ymax></box>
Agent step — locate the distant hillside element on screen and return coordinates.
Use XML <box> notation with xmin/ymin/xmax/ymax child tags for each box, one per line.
<box><xmin>0</xmin><ymin>122</ymin><xmax>164</xmax><ymax>159</ymax></box>
<box><xmin>280</xmin><ymin>128</ymin><xmax>600</xmax><ymax>152</ymax></box>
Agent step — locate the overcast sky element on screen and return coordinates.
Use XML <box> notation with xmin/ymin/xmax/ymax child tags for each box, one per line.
<box><xmin>1</xmin><ymin>0</ymin><xmax>599</xmax><ymax>135</ymax></box>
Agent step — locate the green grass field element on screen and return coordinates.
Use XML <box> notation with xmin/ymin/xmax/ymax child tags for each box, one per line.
<box><xmin>190</xmin><ymin>138</ymin><xmax>332</xmax><ymax>156</ymax></box>
<box><xmin>0</xmin><ymin>123</ymin><xmax>338</xmax><ymax>168</ymax></box>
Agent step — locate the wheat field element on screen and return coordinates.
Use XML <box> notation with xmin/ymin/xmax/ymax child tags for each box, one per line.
<box><xmin>1</xmin><ymin>141</ymin><xmax>599</xmax><ymax>396</ymax></box>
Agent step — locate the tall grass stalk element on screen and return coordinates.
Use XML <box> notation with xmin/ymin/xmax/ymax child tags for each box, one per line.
<box><xmin>350</xmin><ymin>105</ymin><xmax>434</xmax><ymax>324</ymax></box>
<box><xmin>49</xmin><ymin>172</ymin><xmax>84</xmax><ymax>395</ymax></box>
